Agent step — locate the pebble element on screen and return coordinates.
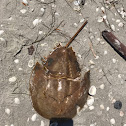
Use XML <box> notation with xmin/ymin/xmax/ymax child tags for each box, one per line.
<box><xmin>116</xmin><ymin>19</ymin><xmax>120</xmax><ymax>23</ymax></box>
<box><xmin>73</xmin><ymin>6</ymin><xmax>81</xmax><ymax>11</ymax></box>
<box><xmin>33</xmin><ymin>19</ymin><xmax>42</xmax><ymax>26</ymax></box>
<box><xmin>14</xmin><ymin>59</ymin><xmax>19</xmax><ymax>64</ymax></box>
<box><xmin>9</xmin><ymin>76</ymin><xmax>17</xmax><ymax>82</ymax></box>
<box><xmin>28</xmin><ymin>60</ymin><xmax>34</xmax><ymax>68</ymax></box>
<box><xmin>14</xmin><ymin>98</ymin><xmax>20</xmax><ymax>104</ymax></box>
<box><xmin>95</xmin><ymin>56</ymin><xmax>99</xmax><ymax>59</ymax></box>
<box><xmin>89</xmin><ymin>106</ymin><xmax>94</xmax><ymax>110</ymax></box>
<box><xmin>20</xmin><ymin>9</ymin><xmax>27</xmax><ymax>14</ymax></box>
<box><xmin>89</xmin><ymin>86</ymin><xmax>96</xmax><ymax>96</ymax></box>
<box><xmin>40</xmin><ymin>120</ymin><xmax>44</xmax><ymax>126</ymax></box>
<box><xmin>5</xmin><ymin>108</ymin><xmax>10</xmax><ymax>115</ymax></box>
<box><xmin>0</xmin><ymin>30</ymin><xmax>4</xmax><ymax>35</ymax></box>
<box><xmin>10</xmin><ymin>124</ymin><xmax>14</xmax><ymax>126</ymax></box>
<box><xmin>87</xmin><ymin>96</ymin><xmax>95</xmax><ymax>106</ymax></box>
<box><xmin>118</xmin><ymin>74</ymin><xmax>121</xmax><ymax>79</ymax></box>
<box><xmin>114</xmin><ymin>100</ymin><xmax>122</xmax><ymax>110</ymax></box>
<box><xmin>97</xmin><ymin>38</ymin><xmax>101</xmax><ymax>41</ymax></box>
<box><xmin>31</xmin><ymin>114</ymin><xmax>37</xmax><ymax>121</ymax></box>
<box><xmin>99</xmin><ymin>84</ymin><xmax>105</xmax><ymax>89</ymax></box>
<box><xmin>110</xmin><ymin>118</ymin><xmax>115</xmax><ymax>125</ymax></box>
<box><xmin>18</xmin><ymin>68</ymin><xmax>23</xmax><ymax>71</ymax></box>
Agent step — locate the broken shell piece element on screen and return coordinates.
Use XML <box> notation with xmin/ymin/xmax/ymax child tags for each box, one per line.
<box><xmin>97</xmin><ymin>17</ymin><xmax>103</xmax><ymax>22</ymax></box>
<box><xmin>111</xmin><ymin>24</ymin><xmax>115</xmax><ymax>31</ymax></box>
<box><xmin>31</xmin><ymin>114</ymin><xmax>37</xmax><ymax>121</ymax></box>
<box><xmin>14</xmin><ymin>98</ymin><xmax>20</xmax><ymax>104</ymax></box>
<box><xmin>89</xmin><ymin>106</ymin><xmax>94</xmax><ymax>110</ymax></box>
<box><xmin>110</xmin><ymin>118</ymin><xmax>115</xmax><ymax>125</ymax></box>
<box><xmin>89</xmin><ymin>85</ymin><xmax>96</xmax><ymax>96</ymax></box>
<box><xmin>5</xmin><ymin>108</ymin><xmax>10</xmax><ymax>115</ymax></box>
<box><xmin>28</xmin><ymin>60</ymin><xmax>34</xmax><ymax>68</ymax></box>
<box><xmin>22</xmin><ymin>0</ymin><xmax>28</xmax><ymax>5</ymax></box>
<box><xmin>99</xmin><ymin>84</ymin><xmax>105</xmax><ymax>89</ymax></box>
<box><xmin>20</xmin><ymin>9</ymin><xmax>27</xmax><ymax>14</ymax></box>
<box><xmin>0</xmin><ymin>30</ymin><xmax>4</xmax><ymax>35</ymax></box>
<box><xmin>87</xmin><ymin>96</ymin><xmax>94</xmax><ymax>106</ymax></box>
<box><xmin>9</xmin><ymin>76</ymin><xmax>17</xmax><ymax>82</ymax></box>
<box><xmin>33</xmin><ymin>19</ymin><xmax>42</xmax><ymax>26</ymax></box>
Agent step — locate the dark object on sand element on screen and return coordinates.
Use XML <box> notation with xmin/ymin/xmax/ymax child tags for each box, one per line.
<box><xmin>28</xmin><ymin>45</ymin><xmax>35</xmax><ymax>55</ymax></box>
<box><xmin>114</xmin><ymin>100</ymin><xmax>122</xmax><ymax>110</ymax></box>
<box><xmin>50</xmin><ymin>119</ymin><xmax>73</xmax><ymax>126</ymax></box>
<box><xmin>29</xmin><ymin>21</ymin><xmax>90</xmax><ymax>119</ymax></box>
<box><xmin>102</xmin><ymin>30</ymin><xmax>126</xmax><ymax>60</ymax></box>
<box><xmin>80</xmin><ymin>0</ymin><xmax>85</xmax><ymax>5</ymax></box>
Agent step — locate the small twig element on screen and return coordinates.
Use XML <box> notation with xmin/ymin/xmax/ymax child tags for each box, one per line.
<box><xmin>88</xmin><ymin>38</ymin><xmax>97</xmax><ymax>58</ymax></box>
<box><xmin>65</xmin><ymin>20</ymin><xmax>88</xmax><ymax>48</ymax></box>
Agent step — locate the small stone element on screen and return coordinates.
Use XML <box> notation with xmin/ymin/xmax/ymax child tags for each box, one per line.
<box><xmin>14</xmin><ymin>59</ymin><xmax>19</xmax><ymax>64</ymax></box>
<box><xmin>110</xmin><ymin>118</ymin><xmax>115</xmax><ymax>125</ymax></box>
<box><xmin>40</xmin><ymin>120</ymin><xmax>44</xmax><ymax>126</ymax></box>
<box><xmin>31</xmin><ymin>114</ymin><xmax>37</xmax><ymax>121</ymax></box>
<box><xmin>9</xmin><ymin>76</ymin><xmax>17</xmax><ymax>82</ymax></box>
<box><xmin>73</xmin><ymin>6</ymin><xmax>81</xmax><ymax>11</ymax></box>
<box><xmin>99</xmin><ymin>84</ymin><xmax>105</xmax><ymax>89</ymax></box>
<box><xmin>87</xmin><ymin>96</ymin><xmax>95</xmax><ymax>106</ymax></box>
<box><xmin>99</xmin><ymin>69</ymin><xmax>102</xmax><ymax>73</ymax></box>
<box><xmin>0</xmin><ymin>30</ymin><xmax>4</xmax><ymax>35</ymax></box>
<box><xmin>39</xmin><ymin>31</ymin><xmax>43</xmax><ymax>34</ymax></box>
<box><xmin>89</xmin><ymin>86</ymin><xmax>96</xmax><ymax>96</ymax></box>
<box><xmin>100</xmin><ymin>104</ymin><xmax>104</xmax><ymax>110</ymax></box>
<box><xmin>10</xmin><ymin>124</ymin><xmax>14</xmax><ymax>126</ymax></box>
<box><xmin>14</xmin><ymin>98</ymin><xmax>20</xmax><ymax>104</ymax></box>
<box><xmin>120</xmin><ymin>111</ymin><xmax>124</xmax><ymax>117</ymax></box>
<box><xmin>123</xmin><ymin>124</ymin><xmax>126</xmax><ymax>126</ymax></box>
<box><xmin>114</xmin><ymin>100</ymin><xmax>122</xmax><ymax>110</ymax></box>
<box><xmin>20</xmin><ymin>9</ymin><xmax>27</xmax><ymax>14</ymax></box>
<box><xmin>5</xmin><ymin>108</ymin><xmax>10</xmax><ymax>115</ymax></box>
<box><xmin>28</xmin><ymin>60</ymin><xmax>34</xmax><ymax>68</ymax></box>
<box><xmin>89</xmin><ymin>106</ymin><xmax>94</xmax><ymax>110</ymax></box>
<box><xmin>100</xmin><ymin>41</ymin><xmax>105</xmax><ymax>44</ymax></box>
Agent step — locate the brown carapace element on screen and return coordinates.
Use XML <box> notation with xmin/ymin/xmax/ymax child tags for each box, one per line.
<box><xmin>29</xmin><ymin>21</ymin><xmax>90</xmax><ymax>119</ymax></box>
